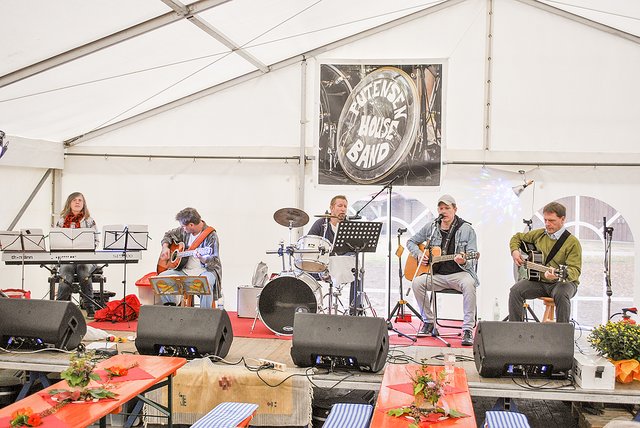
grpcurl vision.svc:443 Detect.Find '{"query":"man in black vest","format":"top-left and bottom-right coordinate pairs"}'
top-left (407, 195), bottom-right (479, 345)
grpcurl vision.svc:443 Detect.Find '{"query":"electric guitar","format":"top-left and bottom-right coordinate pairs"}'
top-left (517, 242), bottom-right (568, 281)
top-left (156, 242), bottom-right (213, 273)
top-left (404, 244), bottom-right (479, 280)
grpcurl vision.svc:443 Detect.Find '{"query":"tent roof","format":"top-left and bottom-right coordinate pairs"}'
top-left (1, 0), bottom-right (638, 144)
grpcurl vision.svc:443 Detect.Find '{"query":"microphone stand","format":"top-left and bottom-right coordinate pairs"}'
top-left (603, 217), bottom-right (614, 320)
top-left (386, 228), bottom-right (419, 342)
top-left (351, 175), bottom-right (400, 316)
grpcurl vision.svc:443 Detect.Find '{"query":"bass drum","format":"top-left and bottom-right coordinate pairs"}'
top-left (258, 273), bottom-right (323, 335)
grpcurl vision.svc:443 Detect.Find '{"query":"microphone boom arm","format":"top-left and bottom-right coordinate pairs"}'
top-left (352, 175), bottom-right (400, 219)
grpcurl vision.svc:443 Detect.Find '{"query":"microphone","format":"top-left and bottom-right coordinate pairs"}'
top-left (348, 215), bottom-right (362, 220)
top-left (398, 227), bottom-right (407, 233)
top-left (434, 214), bottom-right (444, 223)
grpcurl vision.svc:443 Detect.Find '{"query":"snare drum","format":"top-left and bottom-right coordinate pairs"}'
top-left (294, 235), bottom-right (331, 273)
top-left (258, 272), bottom-right (323, 335)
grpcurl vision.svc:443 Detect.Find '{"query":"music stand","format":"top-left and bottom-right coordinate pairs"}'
top-left (149, 275), bottom-right (210, 305)
top-left (103, 225), bottom-right (148, 320)
top-left (0, 229), bottom-right (47, 290)
top-left (333, 221), bottom-right (382, 316)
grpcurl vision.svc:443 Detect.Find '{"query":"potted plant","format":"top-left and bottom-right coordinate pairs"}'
top-left (588, 320), bottom-right (640, 383)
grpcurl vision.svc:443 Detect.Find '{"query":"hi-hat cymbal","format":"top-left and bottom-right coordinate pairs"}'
top-left (273, 207), bottom-right (309, 228)
top-left (314, 214), bottom-right (339, 219)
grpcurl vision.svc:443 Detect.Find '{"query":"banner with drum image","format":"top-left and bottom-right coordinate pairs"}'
top-left (318, 63), bottom-right (443, 186)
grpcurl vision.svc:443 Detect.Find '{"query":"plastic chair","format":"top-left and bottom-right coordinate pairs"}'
top-left (322, 403), bottom-right (373, 428)
top-left (191, 402), bottom-right (259, 428)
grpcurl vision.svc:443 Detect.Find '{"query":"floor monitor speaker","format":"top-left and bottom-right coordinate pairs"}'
top-left (473, 321), bottom-right (574, 378)
top-left (135, 306), bottom-right (233, 359)
top-left (0, 299), bottom-right (86, 350)
top-left (290, 313), bottom-right (389, 372)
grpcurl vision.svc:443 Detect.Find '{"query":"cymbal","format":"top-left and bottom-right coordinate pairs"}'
top-left (314, 214), bottom-right (339, 219)
top-left (273, 207), bottom-right (309, 228)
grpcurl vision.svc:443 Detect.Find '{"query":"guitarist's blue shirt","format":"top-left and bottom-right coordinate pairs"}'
top-left (406, 215), bottom-right (479, 287)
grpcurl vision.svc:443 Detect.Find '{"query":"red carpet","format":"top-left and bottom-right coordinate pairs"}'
top-left (227, 311), bottom-right (467, 348)
top-left (387, 317), bottom-right (467, 348)
top-left (228, 311), bottom-right (292, 340)
top-left (87, 320), bottom-right (138, 332)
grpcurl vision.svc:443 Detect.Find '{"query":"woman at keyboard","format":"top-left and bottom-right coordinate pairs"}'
top-left (54, 192), bottom-right (99, 319)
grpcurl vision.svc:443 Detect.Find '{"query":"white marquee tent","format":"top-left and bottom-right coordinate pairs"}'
top-left (1, 0), bottom-right (639, 325)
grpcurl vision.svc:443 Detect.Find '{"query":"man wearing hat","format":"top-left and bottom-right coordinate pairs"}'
top-left (406, 195), bottom-right (479, 346)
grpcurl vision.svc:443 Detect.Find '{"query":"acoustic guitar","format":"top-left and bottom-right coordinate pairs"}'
top-left (404, 244), bottom-right (479, 280)
top-left (156, 242), bottom-right (213, 273)
top-left (518, 242), bottom-right (568, 282)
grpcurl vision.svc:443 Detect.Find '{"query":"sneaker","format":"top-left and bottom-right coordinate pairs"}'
top-left (86, 310), bottom-right (95, 320)
top-left (461, 329), bottom-right (473, 346)
top-left (417, 322), bottom-right (434, 337)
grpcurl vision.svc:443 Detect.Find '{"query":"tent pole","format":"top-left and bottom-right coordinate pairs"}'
top-left (8, 169), bottom-right (53, 231)
top-left (297, 59), bottom-right (308, 229)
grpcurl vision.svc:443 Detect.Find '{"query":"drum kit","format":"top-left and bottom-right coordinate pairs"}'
top-left (256, 207), bottom-right (355, 335)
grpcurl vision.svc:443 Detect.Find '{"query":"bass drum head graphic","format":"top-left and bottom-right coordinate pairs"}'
top-left (336, 67), bottom-right (420, 184)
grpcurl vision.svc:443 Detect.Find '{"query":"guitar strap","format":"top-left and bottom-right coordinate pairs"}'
top-left (187, 226), bottom-right (215, 251)
top-left (544, 229), bottom-right (571, 265)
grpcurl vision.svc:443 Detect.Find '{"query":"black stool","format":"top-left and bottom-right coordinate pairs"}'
top-left (48, 267), bottom-right (108, 309)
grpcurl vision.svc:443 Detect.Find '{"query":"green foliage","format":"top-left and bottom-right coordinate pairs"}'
top-left (387, 366), bottom-right (469, 427)
top-left (411, 367), bottom-right (447, 406)
top-left (387, 407), bottom-right (412, 417)
top-left (588, 321), bottom-right (640, 361)
top-left (60, 352), bottom-right (98, 388)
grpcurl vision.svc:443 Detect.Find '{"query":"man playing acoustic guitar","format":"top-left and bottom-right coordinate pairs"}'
top-left (407, 195), bottom-right (479, 345)
top-left (508, 201), bottom-right (581, 323)
top-left (157, 207), bottom-right (221, 309)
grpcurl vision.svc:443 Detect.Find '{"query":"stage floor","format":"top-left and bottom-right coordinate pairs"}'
top-left (1, 322), bottom-right (640, 427)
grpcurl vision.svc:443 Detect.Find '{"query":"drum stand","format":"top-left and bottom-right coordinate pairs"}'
top-left (324, 280), bottom-right (348, 315)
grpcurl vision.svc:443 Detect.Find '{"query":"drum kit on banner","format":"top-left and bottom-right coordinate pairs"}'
top-left (256, 207), bottom-right (354, 335)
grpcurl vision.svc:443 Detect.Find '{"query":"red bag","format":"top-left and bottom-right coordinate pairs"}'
top-left (1, 288), bottom-right (31, 299)
top-left (94, 294), bottom-right (141, 322)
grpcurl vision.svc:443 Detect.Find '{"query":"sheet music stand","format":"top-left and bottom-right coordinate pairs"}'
top-left (0, 230), bottom-right (47, 290)
top-left (332, 221), bottom-right (382, 316)
top-left (103, 225), bottom-right (149, 320)
top-left (49, 228), bottom-right (96, 251)
top-left (0, 230), bottom-right (47, 252)
top-left (149, 275), bottom-right (211, 306)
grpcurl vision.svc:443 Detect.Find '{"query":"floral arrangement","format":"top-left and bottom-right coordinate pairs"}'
top-left (9, 353), bottom-right (130, 426)
top-left (588, 321), bottom-right (640, 361)
top-left (387, 366), bottom-right (468, 427)
top-left (49, 352), bottom-right (117, 402)
top-left (104, 362), bottom-right (137, 379)
top-left (588, 320), bottom-right (640, 383)
top-left (9, 408), bottom-right (41, 427)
